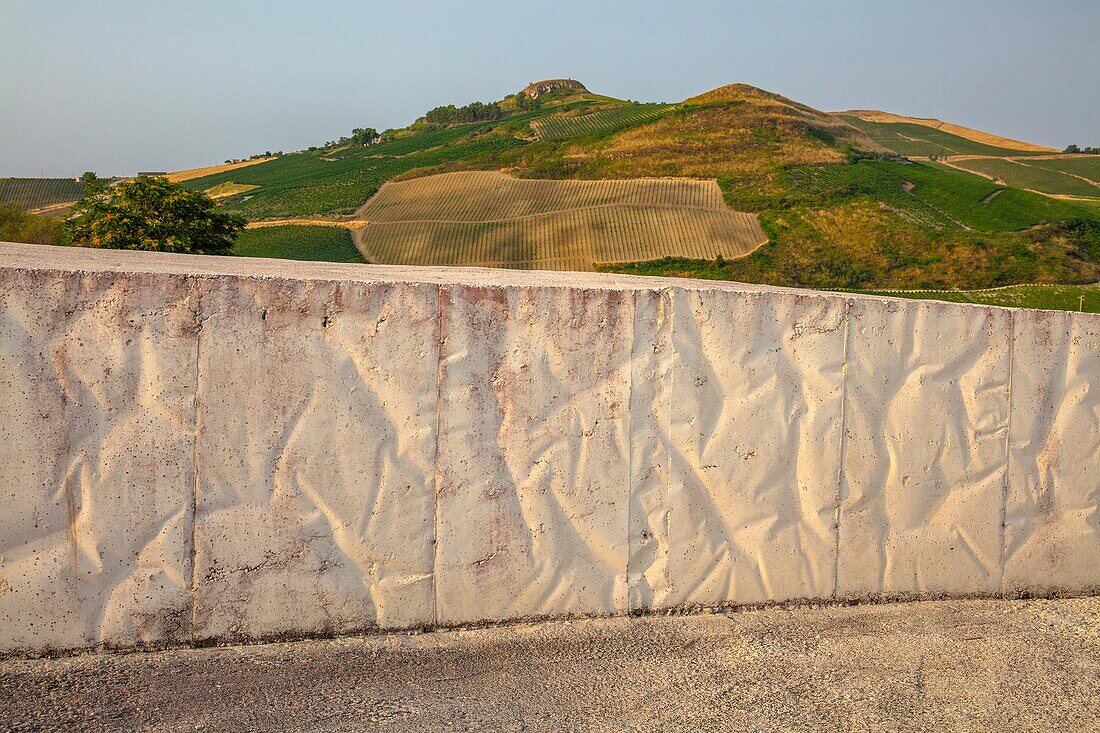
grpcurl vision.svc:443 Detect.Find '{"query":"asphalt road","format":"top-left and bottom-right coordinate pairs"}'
top-left (2, 596), bottom-right (1098, 732)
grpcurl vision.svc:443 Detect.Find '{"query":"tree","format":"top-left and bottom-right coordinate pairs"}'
top-left (1065, 144), bottom-right (1081, 154)
top-left (67, 173), bottom-right (244, 255)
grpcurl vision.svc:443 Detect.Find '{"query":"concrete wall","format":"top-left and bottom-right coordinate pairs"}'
top-left (1, 242), bottom-right (1097, 656)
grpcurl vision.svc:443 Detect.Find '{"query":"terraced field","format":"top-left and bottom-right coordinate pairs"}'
top-left (352, 171), bottom-right (765, 270)
top-left (837, 116), bottom-right (1045, 158)
top-left (532, 104), bottom-right (672, 140)
top-left (0, 178), bottom-right (84, 209)
top-left (950, 158), bottom-right (1100, 197)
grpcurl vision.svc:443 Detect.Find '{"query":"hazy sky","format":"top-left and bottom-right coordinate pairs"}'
top-left (2, 0), bottom-right (1097, 177)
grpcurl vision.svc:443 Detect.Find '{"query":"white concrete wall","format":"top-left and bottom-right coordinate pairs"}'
top-left (1, 242), bottom-right (1097, 656)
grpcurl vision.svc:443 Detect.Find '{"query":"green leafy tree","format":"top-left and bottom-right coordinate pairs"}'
top-left (67, 174), bottom-right (244, 254)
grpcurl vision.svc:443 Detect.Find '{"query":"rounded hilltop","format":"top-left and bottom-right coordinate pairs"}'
top-left (522, 78), bottom-right (589, 98)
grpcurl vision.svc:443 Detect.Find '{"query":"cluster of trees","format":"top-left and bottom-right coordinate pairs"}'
top-left (350, 127), bottom-right (380, 145)
top-left (422, 101), bottom-right (504, 128)
top-left (223, 151), bottom-right (283, 164)
top-left (311, 127), bottom-right (384, 150)
top-left (1064, 144), bottom-right (1100, 155)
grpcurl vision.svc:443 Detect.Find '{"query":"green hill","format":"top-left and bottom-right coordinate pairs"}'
top-left (175, 79), bottom-right (1100, 296)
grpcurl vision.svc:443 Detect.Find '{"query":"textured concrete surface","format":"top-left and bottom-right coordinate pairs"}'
top-left (2, 242), bottom-right (1100, 656)
top-left (1, 596), bottom-right (1098, 732)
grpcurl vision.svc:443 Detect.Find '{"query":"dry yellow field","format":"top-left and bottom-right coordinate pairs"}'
top-left (245, 218), bottom-right (368, 230)
top-left (204, 182), bottom-right (260, 199)
top-left (351, 171), bottom-right (766, 270)
top-left (167, 157), bottom-right (276, 183)
top-left (838, 110), bottom-right (1056, 152)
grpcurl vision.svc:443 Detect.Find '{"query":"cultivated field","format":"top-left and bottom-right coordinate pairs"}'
top-left (836, 110), bottom-right (1056, 152)
top-left (357, 171), bottom-right (726, 220)
top-left (1024, 155), bottom-right (1100, 181)
top-left (182, 125), bottom-right (530, 219)
top-left (532, 104), bottom-right (671, 140)
top-left (233, 225), bottom-right (364, 263)
top-left (860, 282), bottom-right (1100, 313)
top-left (837, 116), bottom-right (1047, 158)
top-left (0, 178), bottom-right (84, 209)
top-left (166, 157), bottom-right (275, 183)
top-left (352, 171), bottom-right (766, 270)
top-left (786, 160), bottom-right (1096, 232)
top-left (950, 158), bottom-right (1100, 197)
top-left (204, 182), bottom-right (259, 199)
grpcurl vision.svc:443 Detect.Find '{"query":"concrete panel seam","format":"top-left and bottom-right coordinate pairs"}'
top-left (832, 298), bottom-right (853, 598)
top-left (630, 288), bottom-right (638, 607)
top-left (664, 288), bottom-right (674, 598)
top-left (999, 308), bottom-right (1017, 598)
top-left (431, 284), bottom-right (446, 627)
top-left (188, 278), bottom-right (204, 642)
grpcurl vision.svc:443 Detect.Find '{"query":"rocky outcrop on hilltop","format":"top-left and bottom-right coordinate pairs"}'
top-left (522, 78), bottom-right (589, 98)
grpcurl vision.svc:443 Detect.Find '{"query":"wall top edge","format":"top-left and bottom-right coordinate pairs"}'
top-left (1, 242), bottom-right (1092, 319)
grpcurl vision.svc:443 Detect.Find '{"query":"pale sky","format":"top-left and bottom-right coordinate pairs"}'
top-left (2, 0), bottom-right (1097, 177)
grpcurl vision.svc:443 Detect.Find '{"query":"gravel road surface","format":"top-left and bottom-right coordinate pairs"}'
top-left (2, 596), bottom-right (1098, 732)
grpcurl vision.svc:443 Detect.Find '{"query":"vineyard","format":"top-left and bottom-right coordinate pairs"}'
top-left (232, 225), bottom-right (364, 263)
top-left (785, 163), bottom-right (958, 230)
top-left (357, 171), bottom-right (725, 221)
top-left (1024, 155), bottom-right (1100, 182)
top-left (837, 116), bottom-right (1045, 158)
top-left (0, 178), bottom-right (84, 209)
top-left (950, 158), bottom-right (1100, 198)
top-left (786, 160), bottom-right (1096, 232)
top-left (181, 121), bottom-right (536, 219)
top-left (532, 104), bottom-right (672, 140)
top-left (352, 171), bottom-right (765, 270)
top-left (857, 282), bottom-right (1100, 313)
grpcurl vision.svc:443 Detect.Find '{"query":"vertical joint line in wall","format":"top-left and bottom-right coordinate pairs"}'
top-left (832, 299), bottom-right (852, 599)
top-left (188, 280), bottom-right (204, 642)
top-left (431, 284), bottom-right (446, 627)
top-left (999, 310), bottom-right (1016, 598)
top-left (625, 290), bottom-right (637, 614)
top-left (663, 288), bottom-right (674, 597)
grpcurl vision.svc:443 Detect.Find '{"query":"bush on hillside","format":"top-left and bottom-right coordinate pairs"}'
top-left (0, 204), bottom-right (69, 246)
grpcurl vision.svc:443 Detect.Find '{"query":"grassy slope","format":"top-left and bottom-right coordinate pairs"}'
top-left (232, 226), bottom-right (364, 263)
